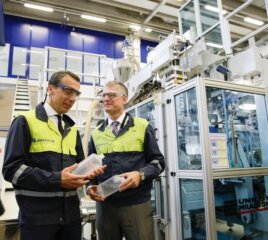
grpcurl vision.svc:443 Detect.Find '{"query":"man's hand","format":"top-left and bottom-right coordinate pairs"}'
top-left (61, 164), bottom-right (90, 189)
top-left (87, 165), bottom-right (107, 179)
top-left (118, 171), bottom-right (140, 192)
top-left (86, 185), bottom-right (105, 202)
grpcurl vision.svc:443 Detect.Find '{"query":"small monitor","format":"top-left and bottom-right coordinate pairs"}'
top-left (216, 65), bottom-right (230, 75)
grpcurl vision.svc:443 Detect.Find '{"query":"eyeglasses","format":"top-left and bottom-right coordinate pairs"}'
top-left (54, 83), bottom-right (81, 97)
top-left (99, 92), bottom-right (126, 99)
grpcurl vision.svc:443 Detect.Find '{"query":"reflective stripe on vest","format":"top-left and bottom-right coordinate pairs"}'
top-left (92, 117), bottom-right (148, 154)
top-left (15, 189), bottom-right (77, 198)
top-left (22, 110), bottom-right (77, 155)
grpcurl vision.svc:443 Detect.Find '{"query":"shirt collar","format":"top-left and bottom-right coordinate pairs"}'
top-left (108, 112), bottom-right (126, 126)
top-left (44, 102), bottom-right (59, 117)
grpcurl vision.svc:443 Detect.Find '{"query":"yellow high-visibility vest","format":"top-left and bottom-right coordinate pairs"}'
top-left (22, 110), bottom-right (77, 155)
top-left (92, 117), bottom-right (148, 154)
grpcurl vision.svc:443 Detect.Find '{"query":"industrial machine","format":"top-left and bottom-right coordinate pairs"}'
top-left (168, 78), bottom-right (268, 240)
top-left (115, 1), bottom-right (268, 239)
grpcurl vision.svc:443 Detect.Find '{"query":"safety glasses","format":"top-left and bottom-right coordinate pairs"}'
top-left (99, 92), bottom-right (126, 99)
top-left (54, 83), bottom-right (81, 97)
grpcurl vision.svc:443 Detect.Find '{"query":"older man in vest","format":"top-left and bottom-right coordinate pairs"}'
top-left (87, 81), bottom-right (165, 240)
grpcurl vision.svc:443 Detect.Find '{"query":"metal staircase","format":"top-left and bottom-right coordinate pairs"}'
top-left (3, 78), bottom-right (31, 193)
top-left (0, 78), bottom-right (31, 221)
top-left (11, 78), bottom-right (31, 119)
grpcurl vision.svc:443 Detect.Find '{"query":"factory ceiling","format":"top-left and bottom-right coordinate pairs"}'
top-left (3, 0), bottom-right (268, 44)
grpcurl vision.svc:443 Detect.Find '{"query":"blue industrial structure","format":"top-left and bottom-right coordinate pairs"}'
top-left (1, 14), bottom-right (157, 80)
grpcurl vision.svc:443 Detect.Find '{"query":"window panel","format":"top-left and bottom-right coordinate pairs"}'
top-left (0, 43), bottom-right (10, 76)
top-left (12, 46), bottom-right (27, 77)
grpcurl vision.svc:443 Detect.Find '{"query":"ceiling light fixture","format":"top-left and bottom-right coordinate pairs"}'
top-left (206, 42), bottom-right (223, 49)
top-left (129, 25), bottom-right (141, 31)
top-left (244, 17), bottom-right (264, 26)
top-left (145, 28), bottom-right (152, 33)
top-left (81, 15), bottom-right (106, 23)
top-left (24, 3), bottom-right (53, 12)
top-left (205, 5), bottom-right (227, 15)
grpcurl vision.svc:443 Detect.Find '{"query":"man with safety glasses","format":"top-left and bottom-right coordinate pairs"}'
top-left (87, 81), bottom-right (165, 240)
top-left (2, 71), bottom-right (106, 240)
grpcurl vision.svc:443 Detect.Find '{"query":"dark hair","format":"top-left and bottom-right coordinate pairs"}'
top-left (49, 71), bottom-right (80, 85)
top-left (105, 81), bottom-right (128, 96)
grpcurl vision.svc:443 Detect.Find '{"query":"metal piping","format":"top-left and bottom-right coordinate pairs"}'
top-left (143, 0), bottom-right (166, 24)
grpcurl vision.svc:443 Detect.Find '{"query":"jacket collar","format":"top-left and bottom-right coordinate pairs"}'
top-left (98, 112), bottom-right (134, 132)
top-left (35, 103), bottom-right (75, 127)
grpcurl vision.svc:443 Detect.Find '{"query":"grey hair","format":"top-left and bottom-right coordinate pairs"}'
top-left (105, 81), bottom-right (128, 96)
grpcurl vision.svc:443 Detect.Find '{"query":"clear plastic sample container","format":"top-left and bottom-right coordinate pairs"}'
top-left (97, 175), bottom-right (126, 198)
top-left (72, 153), bottom-right (104, 175)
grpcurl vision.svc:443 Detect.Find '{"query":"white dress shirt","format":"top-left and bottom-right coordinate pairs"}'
top-left (43, 102), bottom-right (64, 128)
top-left (107, 112), bottom-right (126, 132)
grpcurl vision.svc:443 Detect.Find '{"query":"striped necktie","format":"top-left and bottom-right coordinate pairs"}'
top-left (111, 121), bottom-right (119, 136)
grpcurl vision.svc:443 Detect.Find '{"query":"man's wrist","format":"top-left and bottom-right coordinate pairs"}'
top-left (138, 170), bottom-right (145, 183)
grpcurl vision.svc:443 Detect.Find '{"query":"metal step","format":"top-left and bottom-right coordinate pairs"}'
top-left (15, 92), bottom-right (28, 96)
top-left (14, 105), bottom-right (31, 110)
top-left (15, 97), bottom-right (29, 100)
top-left (14, 100), bottom-right (30, 104)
